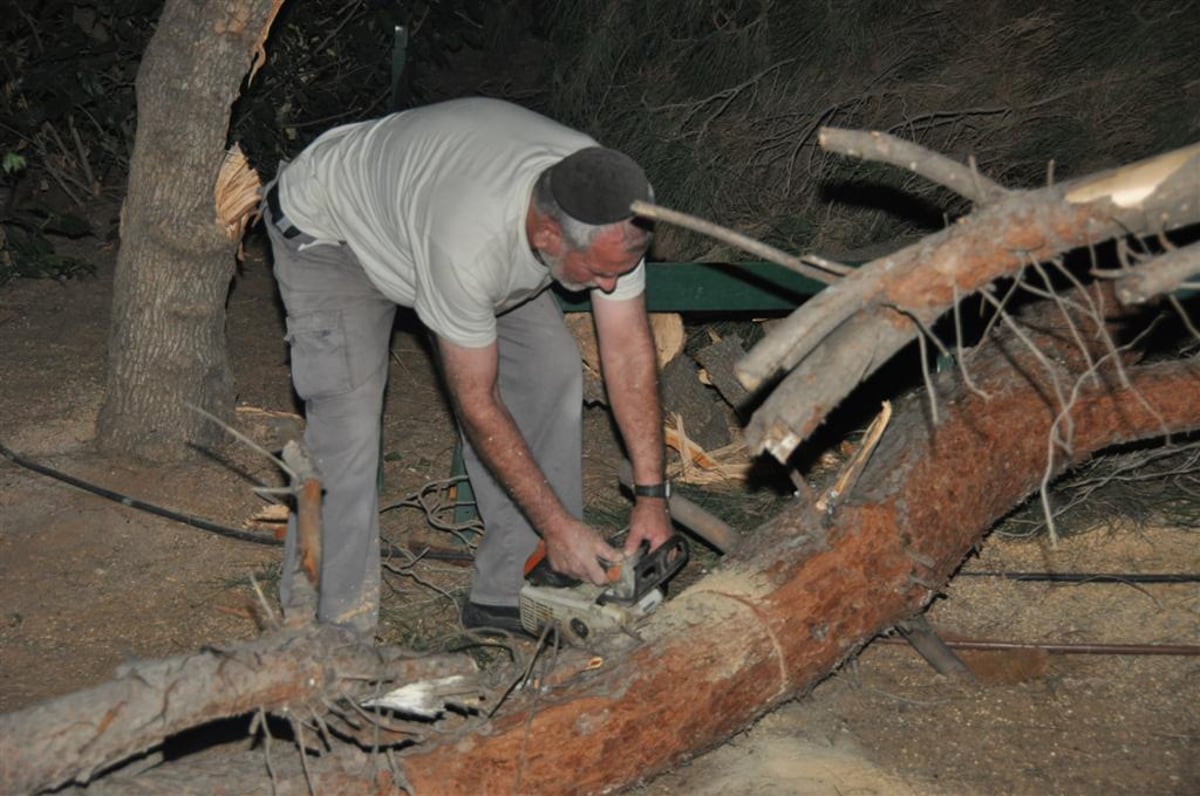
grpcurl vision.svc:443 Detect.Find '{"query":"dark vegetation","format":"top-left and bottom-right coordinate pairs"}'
top-left (1, 0), bottom-right (495, 279)
top-left (5, 1), bottom-right (1198, 266)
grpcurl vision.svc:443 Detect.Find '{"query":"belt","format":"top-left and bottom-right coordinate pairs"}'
top-left (266, 183), bottom-right (301, 239)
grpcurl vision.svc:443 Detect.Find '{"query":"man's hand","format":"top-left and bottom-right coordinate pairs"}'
top-left (624, 497), bottom-right (673, 556)
top-left (544, 519), bottom-right (622, 585)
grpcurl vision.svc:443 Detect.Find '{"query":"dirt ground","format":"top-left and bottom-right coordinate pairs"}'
top-left (1, 231), bottom-right (1197, 794)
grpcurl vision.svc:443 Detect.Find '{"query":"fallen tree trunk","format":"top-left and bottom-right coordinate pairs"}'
top-left (393, 326), bottom-right (1200, 793)
top-left (34, 334), bottom-right (1197, 794)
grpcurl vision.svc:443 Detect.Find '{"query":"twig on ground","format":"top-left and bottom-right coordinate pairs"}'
top-left (381, 548), bottom-right (460, 603)
top-left (380, 477), bottom-right (482, 545)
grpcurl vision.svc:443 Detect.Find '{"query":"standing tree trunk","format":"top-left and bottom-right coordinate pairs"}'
top-left (96, 0), bottom-right (280, 461)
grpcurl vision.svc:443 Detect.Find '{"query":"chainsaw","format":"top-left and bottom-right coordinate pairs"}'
top-left (518, 533), bottom-right (689, 645)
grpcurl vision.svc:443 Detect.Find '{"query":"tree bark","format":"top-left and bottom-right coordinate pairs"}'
top-left (96, 0), bottom-right (279, 461)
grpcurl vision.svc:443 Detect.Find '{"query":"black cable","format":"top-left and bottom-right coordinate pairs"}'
top-left (0, 441), bottom-right (281, 547)
top-left (957, 571), bottom-right (1199, 584)
top-left (0, 441), bottom-right (475, 561)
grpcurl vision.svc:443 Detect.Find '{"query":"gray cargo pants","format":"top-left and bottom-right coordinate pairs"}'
top-left (264, 190), bottom-right (584, 632)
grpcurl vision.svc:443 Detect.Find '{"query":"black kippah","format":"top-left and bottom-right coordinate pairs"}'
top-left (548, 147), bottom-right (652, 224)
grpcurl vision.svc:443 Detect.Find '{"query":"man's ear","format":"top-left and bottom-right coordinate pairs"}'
top-left (530, 215), bottom-right (564, 256)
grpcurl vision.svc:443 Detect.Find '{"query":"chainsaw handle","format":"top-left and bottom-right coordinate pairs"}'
top-left (523, 540), bottom-right (547, 577)
top-left (523, 539), bottom-right (623, 585)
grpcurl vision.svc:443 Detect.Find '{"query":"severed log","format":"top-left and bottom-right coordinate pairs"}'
top-left (0, 623), bottom-right (478, 795)
top-left (738, 134), bottom-right (1200, 460)
top-left (391, 314), bottom-right (1200, 794)
top-left (694, 333), bottom-right (753, 415)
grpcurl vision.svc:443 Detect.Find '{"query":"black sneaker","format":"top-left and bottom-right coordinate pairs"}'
top-left (460, 600), bottom-right (531, 636)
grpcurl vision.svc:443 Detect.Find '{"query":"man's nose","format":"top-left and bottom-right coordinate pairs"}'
top-left (594, 275), bottom-right (619, 293)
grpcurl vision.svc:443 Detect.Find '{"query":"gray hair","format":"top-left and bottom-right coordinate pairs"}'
top-left (532, 168), bottom-right (654, 253)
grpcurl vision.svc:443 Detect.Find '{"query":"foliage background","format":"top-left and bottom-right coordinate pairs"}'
top-left (530, 0), bottom-right (1200, 257)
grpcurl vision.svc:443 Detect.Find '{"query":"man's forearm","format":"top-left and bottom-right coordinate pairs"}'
top-left (456, 392), bottom-right (576, 539)
top-left (595, 303), bottom-right (665, 486)
top-left (595, 299), bottom-right (673, 554)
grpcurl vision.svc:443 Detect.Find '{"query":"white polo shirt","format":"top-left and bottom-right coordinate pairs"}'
top-left (276, 97), bottom-right (646, 348)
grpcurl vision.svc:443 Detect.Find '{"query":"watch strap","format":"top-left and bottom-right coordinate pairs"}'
top-left (633, 481), bottom-right (670, 499)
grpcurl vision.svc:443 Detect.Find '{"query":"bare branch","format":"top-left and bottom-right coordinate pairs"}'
top-left (818, 126), bottom-right (1008, 204)
top-left (630, 200), bottom-right (850, 283)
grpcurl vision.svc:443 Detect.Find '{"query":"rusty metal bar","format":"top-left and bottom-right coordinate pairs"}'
top-left (618, 459), bottom-right (740, 553)
top-left (879, 636), bottom-right (1200, 656)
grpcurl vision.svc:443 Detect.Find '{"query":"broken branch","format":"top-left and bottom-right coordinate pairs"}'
top-left (1109, 241), bottom-right (1200, 305)
top-left (739, 138), bottom-right (1200, 458)
top-left (630, 200), bottom-right (851, 283)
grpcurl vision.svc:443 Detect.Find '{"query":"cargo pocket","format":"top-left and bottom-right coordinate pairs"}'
top-left (284, 311), bottom-right (353, 400)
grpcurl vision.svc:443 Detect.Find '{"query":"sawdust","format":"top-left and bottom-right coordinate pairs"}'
top-left (643, 570), bottom-right (780, 685)
top-left (641, 701), bottom-right (931, 796)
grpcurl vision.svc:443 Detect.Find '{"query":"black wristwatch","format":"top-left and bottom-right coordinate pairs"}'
top-left (633, 481), bottom-right (671, 499)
